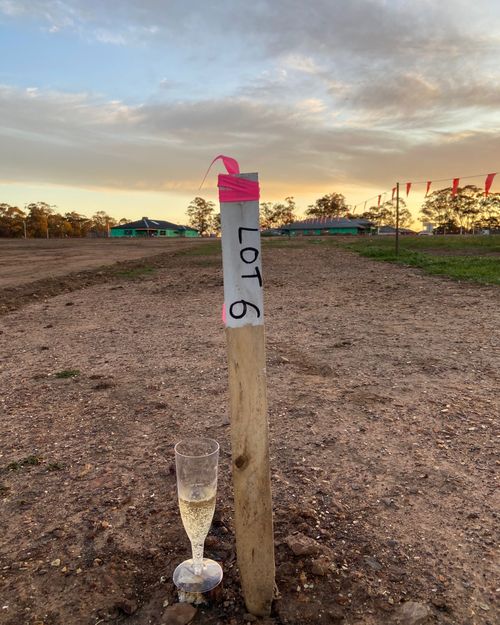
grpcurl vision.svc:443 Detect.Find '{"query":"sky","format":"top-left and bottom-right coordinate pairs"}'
top-left (1, 0), bottom-right (499, 226)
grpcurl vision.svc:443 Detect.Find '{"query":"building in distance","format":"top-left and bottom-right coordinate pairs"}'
top-left (279, 217), bottom-right (374, 236)
top-left (110, 217), bottom-right (199, 238)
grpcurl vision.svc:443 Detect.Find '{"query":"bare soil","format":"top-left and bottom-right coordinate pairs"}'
top-left (0, 238), bottom-right (207, 288)
top-left (0, 240), bottom-right (498, 625)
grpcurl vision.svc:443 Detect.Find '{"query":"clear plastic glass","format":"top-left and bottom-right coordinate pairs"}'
top-left (172, 438), bottom-right (223, 593)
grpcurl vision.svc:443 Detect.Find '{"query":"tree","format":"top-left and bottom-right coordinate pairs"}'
top-left (0, 204), bottom-right (25, 237)
top-left (64, 212), bottom-right (92, 237)
top-left (48, 212), bottom-right (70, 238)
top-left (260, 202), bottom-right (275, 230)
top-left (210, 213), bottom-right (221, 236)
top-left (25, 202), bottom-right (54, 238)
top-left (306, 193), bottom-right (347, 219)
top-left (476, 193), bottom-right (500, 231)
top-left (420, 188), bottom-right (456, 232)
top-left (419, 185), bottom-right (496, 233)
top-left (362, 199), bottom-right (412, 228)
top-left (259, 197), bottom-right (297, 229)
top-left (273, 197), bottom-right (296, 226)
top-left (186, 197), bottom-right (215, 236)
top-left (449, 185), bottom-right (481, 233)
top-left (91, 211), bottom-right (117, 236)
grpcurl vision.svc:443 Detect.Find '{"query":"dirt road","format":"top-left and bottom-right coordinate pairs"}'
top-left (0, 241), bottom-right (498, 625)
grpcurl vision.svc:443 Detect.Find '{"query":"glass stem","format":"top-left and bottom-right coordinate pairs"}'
top-left (191, 541), bottom-right (204, 575)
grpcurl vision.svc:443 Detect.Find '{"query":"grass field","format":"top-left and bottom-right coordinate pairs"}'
top-left (89, 235), bottom-right (500, 285)
top-left (342, 234), bottom-right (500, 285)
top-left (262, 234), bottom-right (500, 285)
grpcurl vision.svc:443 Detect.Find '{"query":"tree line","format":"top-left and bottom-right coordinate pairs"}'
top-left (2, 185), bottom-right (498, 238)
top-left (187, 186), bottom-right (500, 235)
top-left (0, 202), bottom-right (127, 238)
top-left (186, 194), bottom-right (347, 235)
top-left (420, 185), bottom-right (500, 233)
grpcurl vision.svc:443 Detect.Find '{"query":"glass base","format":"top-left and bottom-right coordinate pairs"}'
top-left (173, 558), bottom-right (223, 593)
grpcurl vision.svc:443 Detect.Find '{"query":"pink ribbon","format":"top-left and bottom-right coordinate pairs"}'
top-left (199, 154), bottom-right (240, 190)
top-left (200, 154), bottom-right (259, 203)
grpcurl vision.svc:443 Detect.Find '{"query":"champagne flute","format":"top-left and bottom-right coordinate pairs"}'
top-left (173, 438), bottom-right (223, 593)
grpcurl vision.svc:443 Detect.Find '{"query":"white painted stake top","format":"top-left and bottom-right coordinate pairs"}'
top-left (220, 173), bottom-right (264, 329)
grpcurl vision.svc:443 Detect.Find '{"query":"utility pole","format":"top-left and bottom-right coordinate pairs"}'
top-left (23, 219), bottom-right (27, 239)
top-left (395, 182), bottom-right (400, 256)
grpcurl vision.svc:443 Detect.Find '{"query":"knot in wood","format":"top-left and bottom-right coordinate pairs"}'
top-left (234, 453), bottom-right (249, 470)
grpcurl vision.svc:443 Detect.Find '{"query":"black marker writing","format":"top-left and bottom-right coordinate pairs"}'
top-left (240, 247), bottom-right (259, 264)
top-left (229, 299), bottom-right (261, 319)
top-left (238, 226), bottom-right (258, 245)
top-left (241, 266), bottom-right (262, 287)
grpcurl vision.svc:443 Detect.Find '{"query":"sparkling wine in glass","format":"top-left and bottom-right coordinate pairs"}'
top-left (173, 438), bottom-right (223, 593)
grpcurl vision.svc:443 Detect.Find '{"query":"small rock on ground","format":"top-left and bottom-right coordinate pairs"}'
top-left (162, 602), bottom-right (197, 625)
top-left (310, 557), bottom-right (330, 576)
top-left (285, 533), bottom-right (322, 556)
top-left (392, 601), bottom-right (432, 625)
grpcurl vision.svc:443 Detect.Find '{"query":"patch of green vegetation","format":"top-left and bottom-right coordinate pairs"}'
top-left (343, 236), bottom-right (500, 285)
top-left (261, 238), bottom-right (312, 249)
top-left (186, 257), bottom-right (221, 267)
top-left (55, 369), bottom-right (80, 378)
top-left (5, 455), bottom-right (41, 471)
top-left (114, 265), bottom-right (156, 278)
top-left (47, 462), bottom-right (63, 471)
top-left (360, 234), bottom-right (499, 253)
top-left (176, 241), bottom-right (221, 256)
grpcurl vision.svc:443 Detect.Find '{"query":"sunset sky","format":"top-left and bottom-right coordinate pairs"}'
top-left (1, 0), bottom-right (499, 225)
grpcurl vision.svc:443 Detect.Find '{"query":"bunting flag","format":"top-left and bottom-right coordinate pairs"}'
top-left (355, 170), bottom-right (496, 217)
top-left (485, 173), bottom-right (496, 196)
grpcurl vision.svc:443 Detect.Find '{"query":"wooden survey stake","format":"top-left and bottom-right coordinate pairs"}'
top-left (220, 171), bottom-right (275, 616)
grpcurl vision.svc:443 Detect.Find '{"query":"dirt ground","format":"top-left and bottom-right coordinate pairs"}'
top-left (0, 238), bottom-right (201, 289)
top-left (0, 239), bottom-right (498, 625)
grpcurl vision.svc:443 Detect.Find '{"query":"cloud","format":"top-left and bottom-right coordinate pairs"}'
top-left (1, 1), bottom-right (499, 204)
top-left (1, 84), bottom-right (498, 200)
top-left (3, 1), bottom-right (498, 62)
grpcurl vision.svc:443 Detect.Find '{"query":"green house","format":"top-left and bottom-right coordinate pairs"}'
top-left (110, 217), bottom-right (199, 238)
top-left (281, 218), bottom-right (374, 236)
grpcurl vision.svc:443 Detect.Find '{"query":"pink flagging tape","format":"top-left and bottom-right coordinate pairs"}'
top-left (216, 154), bottom-right (240, 175)
top-left (222, 302), bottom-right (227, 324)
top-left (199, 154), bottom-right (240, 189)
top-left (218, 173), bottom-right (260, 203)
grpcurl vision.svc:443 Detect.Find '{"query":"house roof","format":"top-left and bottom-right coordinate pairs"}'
top-left (282, 217), bottom-right (374, 230)
top-left (378, 225), bottom-right (416, 234)
top-left (111, 217), bottom-right (197, 231)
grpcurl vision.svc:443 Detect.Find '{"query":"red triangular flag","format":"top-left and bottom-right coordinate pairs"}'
top-left (425, 181), bottom-right (432, 196)
top-left (406, 182), bottom-right (411, 196)
top-left (485, 173), bottom-right (496, 196)
top-left (452, 178), bottom-right (459, 196)
top-left (377, 195), bottom-right (381, 207)
top-left (391, 187), bottom-right (396, 201)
